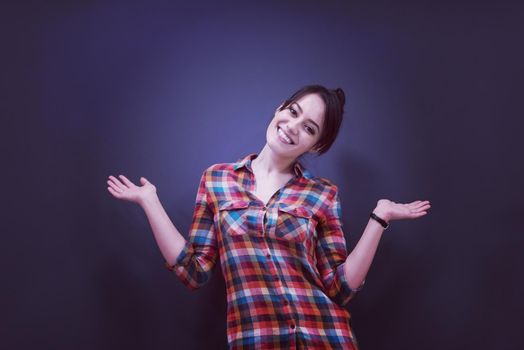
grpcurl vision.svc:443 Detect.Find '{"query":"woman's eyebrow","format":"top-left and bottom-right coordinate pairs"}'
top-left (293, 102), bottom-right (304, 114)
top-left (294, 102), bottom-right (320, 131)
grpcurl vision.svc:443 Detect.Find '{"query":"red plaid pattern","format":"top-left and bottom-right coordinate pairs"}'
top-left (167, 153), bottom-right (362, 349)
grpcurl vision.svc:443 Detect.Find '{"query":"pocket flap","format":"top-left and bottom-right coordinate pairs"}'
top-left (218, 200), bottom-right (250, 211)
top-left (278, 203), bottom-right (312, 218)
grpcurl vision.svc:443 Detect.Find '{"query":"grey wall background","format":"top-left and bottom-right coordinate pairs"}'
top-left (2, 1), bottom-right (523, 349)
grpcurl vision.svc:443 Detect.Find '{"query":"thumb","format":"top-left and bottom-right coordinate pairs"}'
top-left (140, 177), bottom-right (149, 185)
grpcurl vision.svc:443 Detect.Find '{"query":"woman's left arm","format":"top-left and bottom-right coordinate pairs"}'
top-left (344, 199), bottom-right (431, 290)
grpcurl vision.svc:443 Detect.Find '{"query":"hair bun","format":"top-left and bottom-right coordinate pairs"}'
top-left (335, 88), bottom-right (346, 106)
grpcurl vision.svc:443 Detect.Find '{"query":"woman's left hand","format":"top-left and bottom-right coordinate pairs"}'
top-left (373, 199), bottom-right (431, 223)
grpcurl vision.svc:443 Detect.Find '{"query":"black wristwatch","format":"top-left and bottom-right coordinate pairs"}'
top-left (370, 212), bottom-right (389, 229)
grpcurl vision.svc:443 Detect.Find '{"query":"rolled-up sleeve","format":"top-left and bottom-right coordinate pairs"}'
top-left (165, 169), bottom-right (218, 290)
top-left (315, 186), bottom-right (364, 306)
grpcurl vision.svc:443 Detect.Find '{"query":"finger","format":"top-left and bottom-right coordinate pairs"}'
top-left (107, 186), bottom-right (122, 198)
top-left (410, 208), bottom-right (429, 215)
top-left (140, 177), bottom-right (149, 185)
top-left (108, 175), bottom-right (127, 190)
top-left (108, 178), bottom-right (126, 191)
top-left (119, 174), bottom-right (135, 188)
top-left (107, 179), bottom-right (124, 193)
top-left (410, 204), bottom-right (430, 213)
top-left (407, 211), bottom-right (427, 219)
top-left (411, 201), bottom-right (430, 210)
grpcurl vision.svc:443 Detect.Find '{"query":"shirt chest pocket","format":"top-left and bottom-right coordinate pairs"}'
top-left (275, 203), bottom-right (315, 242)
top-left (218, 200), bottom-right (262, 237)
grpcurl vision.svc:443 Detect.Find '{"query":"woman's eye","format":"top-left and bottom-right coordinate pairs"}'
top-left (305, 125), bottom-right (314, 134)
top-left (289, 107), bottom-right (297, 116)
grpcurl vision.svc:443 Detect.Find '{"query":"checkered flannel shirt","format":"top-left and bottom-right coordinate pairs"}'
top-left (166, 153), bottom-right (363, 349)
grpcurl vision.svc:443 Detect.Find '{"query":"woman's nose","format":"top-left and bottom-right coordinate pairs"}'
top-left (286, 119), bottom-right (299, 135)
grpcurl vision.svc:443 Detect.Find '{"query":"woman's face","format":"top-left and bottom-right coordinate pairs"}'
top-left (266, 93), bottom-right (326, 160)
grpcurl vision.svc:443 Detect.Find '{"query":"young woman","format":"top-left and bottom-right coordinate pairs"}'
top-left (107, 85), bottom-right (431, 349)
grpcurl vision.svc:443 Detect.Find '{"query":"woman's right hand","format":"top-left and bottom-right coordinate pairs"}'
top-left (107, 175), bottom-right (157, 207)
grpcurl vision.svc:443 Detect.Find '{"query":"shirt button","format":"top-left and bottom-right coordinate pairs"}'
top-left (274, 276), bottom-right (279, 281)
top-left (283, 300), bottom-right (289, 306)
top-left (266, 253), bottom-right (271, 259)
top-left (290, 323), bottom-right (296, 330)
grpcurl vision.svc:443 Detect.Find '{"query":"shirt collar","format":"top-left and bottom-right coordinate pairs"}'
top-left (233, 153), bottom-right (314, 179)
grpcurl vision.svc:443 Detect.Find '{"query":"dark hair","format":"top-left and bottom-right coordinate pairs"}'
top-left (277, 84), bottom-right (346, 155)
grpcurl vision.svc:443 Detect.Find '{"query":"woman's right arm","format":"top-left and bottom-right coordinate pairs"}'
top-left (107, 175), bottom-right (186, 265)
top-left (140, 194), bottom-right (187, 266)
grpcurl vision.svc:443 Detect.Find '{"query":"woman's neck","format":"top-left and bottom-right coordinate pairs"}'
top-left (252, 144), bottom-right (296, 176)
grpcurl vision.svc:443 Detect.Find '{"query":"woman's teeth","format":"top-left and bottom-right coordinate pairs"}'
top-left (278, 127), bottom-right (293, 144)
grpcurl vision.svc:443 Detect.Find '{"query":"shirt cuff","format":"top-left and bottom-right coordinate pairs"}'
top-left (164, 242), bottom-right (195, 271)
top-left (336, 262), bottom-right (365, 304)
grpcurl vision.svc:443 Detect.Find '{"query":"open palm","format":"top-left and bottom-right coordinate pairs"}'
top-left (376, 199), bottom-right (431, 222)
top-left (107, 175), bottom-right (157, 206)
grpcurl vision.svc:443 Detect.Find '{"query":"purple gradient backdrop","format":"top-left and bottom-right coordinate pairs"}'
top-left (2, 1), bottom-right (523, 349)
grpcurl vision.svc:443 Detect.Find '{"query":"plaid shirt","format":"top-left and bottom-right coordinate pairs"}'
top-left (166, 153), bottom-right (363, 349)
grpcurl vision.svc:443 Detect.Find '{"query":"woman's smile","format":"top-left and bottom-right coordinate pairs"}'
top-left (277, 126), bottom-right (295, 145)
